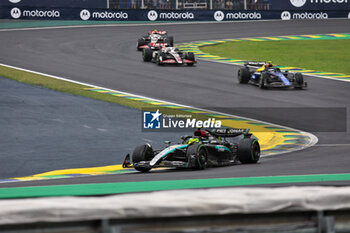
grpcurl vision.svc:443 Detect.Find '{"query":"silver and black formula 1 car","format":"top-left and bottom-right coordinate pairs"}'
top-left (142, 46), bottom-right (196, 66)
top-left (122, 128), bottom-right (260, 172)
top-left (137, 30), bottom-right (174, 51)
top-left (237, 62), bottom-right (307, 89)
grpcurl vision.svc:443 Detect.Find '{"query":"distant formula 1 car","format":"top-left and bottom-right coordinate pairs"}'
top-left (123, 128), bottom-right (260, 172)
top-left (137, 30), bottom-right (174, 51)
top-left (237, 62), bottom-right (307, 89)
top-left (142, 46), bottom-right (196, 66)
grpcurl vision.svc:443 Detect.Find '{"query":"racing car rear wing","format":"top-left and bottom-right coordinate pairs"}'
top-left (244, 61), bottom-right (272, 67)
top-left (149, 30), bottom-right (167, 35)
top-left (209, 128), bottom-right (251, 138)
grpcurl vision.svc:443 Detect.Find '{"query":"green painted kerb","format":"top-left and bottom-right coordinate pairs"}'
top-left (1, 173), bottom-right (350, 199)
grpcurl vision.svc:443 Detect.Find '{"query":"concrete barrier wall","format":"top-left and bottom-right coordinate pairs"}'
top-left (0, 186), bottom-right (350, 225)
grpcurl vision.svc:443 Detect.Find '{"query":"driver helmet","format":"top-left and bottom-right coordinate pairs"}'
top-left (165, 47), bottom-right (173, 52)
top-left (188, 137), bottom-right (199, 144)
top-left (266, 62), bottom-right (273, 68)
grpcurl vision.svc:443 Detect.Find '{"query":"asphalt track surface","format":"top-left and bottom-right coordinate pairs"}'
top-left (0, 19), bottom-right (349, 188)
top-left (0, 76), bottom-right (188, 179)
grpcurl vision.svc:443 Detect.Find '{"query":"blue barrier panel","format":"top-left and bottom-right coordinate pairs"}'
top-left (0, 0), bottom-right (106, 9)
top-left (271, 0), bottom-right (350, 10)
top-left (1, 6), bottom-right (349, 21)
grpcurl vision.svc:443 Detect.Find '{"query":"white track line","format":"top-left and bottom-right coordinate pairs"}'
top-left (0, 62), bottom-right (318, 156)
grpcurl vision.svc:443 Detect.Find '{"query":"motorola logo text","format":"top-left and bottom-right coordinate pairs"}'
top-left (148, 10), bottom-right (158, 21)
top-left (214, 11), bottom-right (225, 21)
top-left (159, 12), bottom-right (194, 20)
top-left (10, 7), bottom-right (21, 19)
top-left (148, 11), bottom-right (194, 20)
top-left (311, 0), bottom-right (347, 2)
top-left (22, 9), bottom-right (60, 18)
top-left (281, 11), bottom-right (291, 20)
top-left (280, 11), bottom-right (328, 20)
top-left (290, 0), bottom-right (307, 7)
top-left (80, 9), bottom-right (91, 20)
top-left (11, 8), bottom-right (60, 19)
top-left (226, 12), bottom-right (261, 20)
top-left (92, 11), bottom-right (128, 19)
top-left (290, 0), bottom-right (348, 7)
top-left (80, 10), bottom-right (128, 20)
top-left (293, 12), bottom-right (328, 19)
top-left (214, 11), bottom-right (262, 21)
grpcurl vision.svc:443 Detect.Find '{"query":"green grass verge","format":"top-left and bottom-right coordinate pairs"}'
top-left (1, 173), bottom-right (350, 199)
top-left (200, 39), bottom-right (350, 74)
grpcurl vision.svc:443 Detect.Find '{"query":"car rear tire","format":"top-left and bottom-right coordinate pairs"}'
top-left (237, 138), bottom-right (260, 164)
top-left (196, 146), bottom-right (208, 169)
top-left (186, 143), bottom-right (207, 170)
top-left (238, 68), bottom-right (250, 84)
top-left (185, 52), bottom-right (195, 66)
top-left (132, 144), bottom-right (154, 172)
top-left (295, 73), bottom-right (304, 88)
top-left (142, 48), bottom-right (152, 62)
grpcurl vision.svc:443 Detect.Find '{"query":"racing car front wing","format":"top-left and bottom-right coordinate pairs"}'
top-left (122, 154), bottom-right (197, 169)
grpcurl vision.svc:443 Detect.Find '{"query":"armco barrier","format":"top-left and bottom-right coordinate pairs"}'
top-left (1, 6), bottom-right (349, 21)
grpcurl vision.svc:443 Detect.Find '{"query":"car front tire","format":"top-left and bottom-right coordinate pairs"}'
top-left (132, 144), bottom-right (154, 172)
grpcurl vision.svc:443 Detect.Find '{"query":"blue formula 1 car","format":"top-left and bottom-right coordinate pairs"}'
top-left (123, 128), bottom-right (260, 172)
top-left (237, 62), bottom-right (307, 89)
